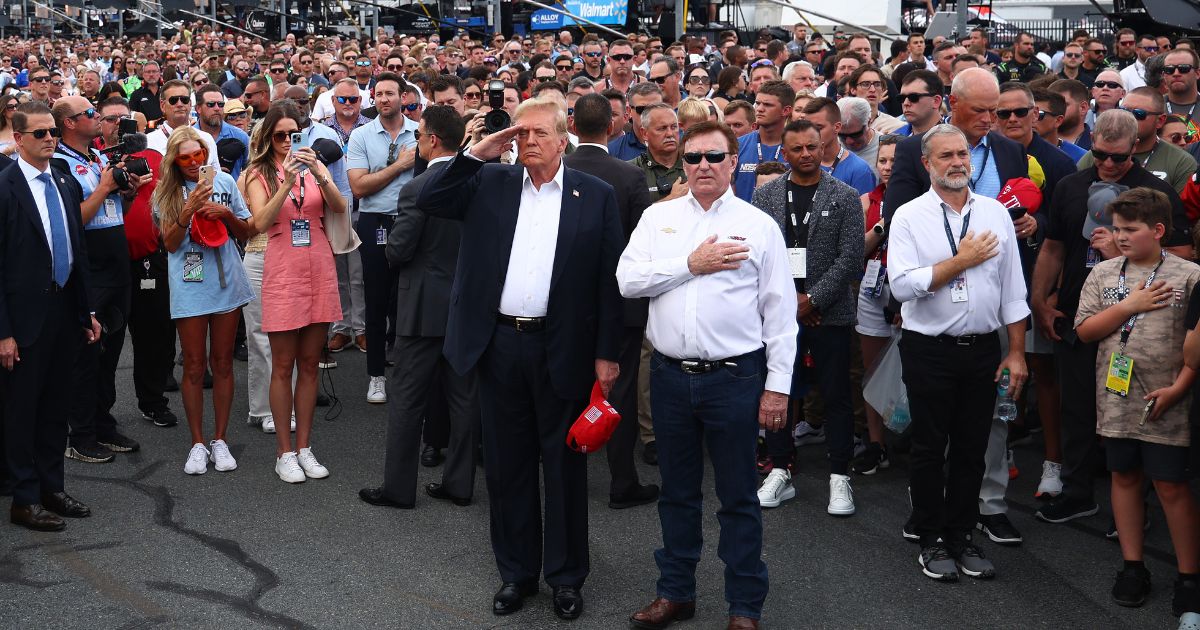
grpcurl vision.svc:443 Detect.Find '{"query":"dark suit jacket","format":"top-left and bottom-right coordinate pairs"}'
top-left (386, 159), bottom-right (459, 338)
top-left (0, 156), bottom-right (92, 346)
top-left (416, 154), bottom-right (625, 400)
top-left (563, 144), bottom-right (652, 328)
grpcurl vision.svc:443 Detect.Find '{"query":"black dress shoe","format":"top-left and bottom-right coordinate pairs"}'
top-left (41, 492), bottom-right (91, 518)
top-left (553, 585), bottom-right (583, 620)
top-left (610, 483), bottom-right (660, 509)
top-left (425, 483), bottom-right (471, 506)
top-left (357, 487), bottom-right (414, 509)
top-left (421, 445), bottom-right (444, 467)
top-left (493, 580), bottom-right (538, 615)
top-left (11, 504), bottom-right (66, 531)
top-left (643, 441), bottom-right (658, 466)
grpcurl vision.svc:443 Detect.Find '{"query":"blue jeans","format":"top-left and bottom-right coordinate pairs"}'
top-left (650, 348), bottom-right (768, 619)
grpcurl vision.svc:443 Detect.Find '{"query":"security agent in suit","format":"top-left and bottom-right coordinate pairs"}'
top-left (416, 97), bottom-right (625, 621)
top-left (358, 105), bottom-right (480, 509)
top-left (562, 93), bottom-right (659, 510)
top-left (0, 103), bottom-right (102, 532)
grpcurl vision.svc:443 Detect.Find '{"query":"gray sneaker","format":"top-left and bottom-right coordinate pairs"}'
top-left (919, 545), bottom-right (959, 582)
top-left (956, 543), bottom-right (996, 579)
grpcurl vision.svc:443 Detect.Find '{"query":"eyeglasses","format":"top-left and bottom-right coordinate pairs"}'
top-left (681, 150), bottom-right (729, 164)
top-left (900, 92), bottom-right (935, 103)
top-left (1091, 148), bottom-right (1131, 163)
top-left (855, 80), bottom-right (883, 90)
top-left (610, 54), bottom-right (634, 62)
top-left (649, 75), bottom-right (671, 84)
top-left (996, 107), bottom-right (1033, 119)
top-left (584, 52), bottom-right (603, 58)
top-left (535, 75), bottom-right (556, 83)
top-left (175, 148), bottom-right (208, 167)
top-left (19, 127), bottom-right (60, 139)
top-left (687, 75), bottom-right (711, 84)
top-left (335, 95), bottom-right (361, 104)
top-left (166, 95), bottom-right (190, 106)
top-left (1163, 64), bottom-right (1195, 75)
top-left (403, 103), bottom-right (422, 112)
top-left (1122, 106), bottom-right (1163, 120)
top-left (69, 107), bottom-right (97, 119)
top-left (271, 130), bottom-right (297, 142)
top-left (464, 91), bottom-right (482, 99)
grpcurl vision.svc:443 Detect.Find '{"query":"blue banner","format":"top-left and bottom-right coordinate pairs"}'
top-left (529, 0), bottom-right (627, 29)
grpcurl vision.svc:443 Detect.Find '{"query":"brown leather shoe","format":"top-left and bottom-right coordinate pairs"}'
top-left (41, 492), bottom-right (91, 518)
top-left (355, 334), bottom-right (367, 353)
top-left (11, 504), bottom-right (66, 532)
top-left (629, 597), bottom-right (695, 629)
top-left (727, 616), bottom-right (759, 630)
top-left (327, 333), bottom-right (352, 352)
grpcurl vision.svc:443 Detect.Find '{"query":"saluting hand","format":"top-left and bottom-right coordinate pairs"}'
top-left (469, 123), bottom-right (525, 162)
top-left (688, 235), bottom-right (749, 275)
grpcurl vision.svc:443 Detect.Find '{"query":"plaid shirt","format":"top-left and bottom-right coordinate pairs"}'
top-left (322, 113), bottom-right (371, 149)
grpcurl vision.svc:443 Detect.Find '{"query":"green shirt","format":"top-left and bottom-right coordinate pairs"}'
top-left (630, 152), bottom-right (687, 202)
top-left (1076, 139), bottom-right (1194, 194)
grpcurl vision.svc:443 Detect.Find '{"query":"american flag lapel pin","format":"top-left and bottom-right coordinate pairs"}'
top-left (572, 189), bottom-right (579, 197)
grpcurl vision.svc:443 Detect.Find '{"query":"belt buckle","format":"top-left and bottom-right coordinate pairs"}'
top-left (956, 335), bottom-right (974, 346)
top-left (680, 360), bottom-right (703, 374)
top-left (513, 317), bottom-right (536, 332)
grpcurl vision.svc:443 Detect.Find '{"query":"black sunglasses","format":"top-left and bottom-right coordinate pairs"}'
top-left (556, 64), bottom-right (573, 71)
top-left (1122, 107), bottom-right (1163, 120)
top-left (610, 54), bottom-right (634, 62)
top-left (166, 95), bottom-right (190, 106)
top-left (649, 75), bottom-right (671, 84)
top-left (336, 95), bottom-right (361, 104)
top-left (687, 75), bottom-right (711, 84)
top-left (1162, 64), bottom-right (1195, 75)
top-left (996, 107), bottom-right (1032, 119)
top-left (681, 151), bottom-right (729, 164)
top-left (838, 127), bottom-right (866, 139)
top-left (20, 127), bottom-right (60, 139)
top-left (901, 92), bottom-right (935, 103)
top-left (1092, 81), bottom-right (1123, 89)
top-left (203, 100), bottom-right (225, 109)
top-left (535, 75), bottom-right (556, 83)
top-left (31, 76), bottom-right (51, 83)
top-left (270, 67), bottom-right (287, 73)
top-left (1091, 149), bottom-right (1131, 163)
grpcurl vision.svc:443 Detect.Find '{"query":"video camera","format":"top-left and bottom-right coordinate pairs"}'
top-left (484, 79), bottom-right (511, 134)
top-left (100, 118), bottom-right (150, 190)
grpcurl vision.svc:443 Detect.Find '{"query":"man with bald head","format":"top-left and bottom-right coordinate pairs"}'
top-left (884, 67), bottom-right (1032, 546)
top-left (1086, 70), bottom-right (1125, 128)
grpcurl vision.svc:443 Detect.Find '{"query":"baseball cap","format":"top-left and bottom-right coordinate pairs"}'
top-left (1082, 180), bottom-right (1129, 238)
top-left (997, 178), bottom-right (1043, 216)
top-left (566, 382), bottom-right (622, 454)
top-left (223, 99), bottom-right (247, 115)
top-left (190, 213), bottom-right (229, 249)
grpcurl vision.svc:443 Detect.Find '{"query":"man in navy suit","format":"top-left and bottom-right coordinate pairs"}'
top-left (0, 102), bottom-right (100, 532)
top-left (417, 97), bottom-right (624, 621)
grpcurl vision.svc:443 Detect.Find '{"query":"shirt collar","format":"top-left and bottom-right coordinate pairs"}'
top-left (427, 155), bottom-right (454, 166)
top-left (927, 186), bottom-right (977, 215)
top-left (17, 155), bottom-right (51, 182)
top-left (685, 186), bottom-right (735, 213)
top-left (522, 160), bottom-right (565, 192)
top-left (972, 132), bottom-right (990, 149)
top-left (577, 142), bottom-right (609, 153)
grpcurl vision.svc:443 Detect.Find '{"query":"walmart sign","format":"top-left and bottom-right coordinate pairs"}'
top-left (530, 0), bottom-right (627, 29)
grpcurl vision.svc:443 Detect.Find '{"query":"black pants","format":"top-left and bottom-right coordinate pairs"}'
top-left (606, 327), bottom-right (646, 496)
top-left (128, 250), bottom-right (175, 414)
top-left (1054, 338), bottom-right (1100, 504)
top-left (68, 282), bottom-right (130, 446)
top-left (2, 285), bottom-right (83, 506)
top-left (900, 331), bottom-right (1000, 551)
top-left (355, 213), bottom-right (401, 377)
top-left (422, 375), bottom-right (451, 450)
top-left (381, 335), bottom-right (479, 504)
top-left (767, 325), bottom-right (854, 474)
top-left (478, 325), bottom-right (589, 588)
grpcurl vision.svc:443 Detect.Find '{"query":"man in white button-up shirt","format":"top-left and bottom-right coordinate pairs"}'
top-left (888, 124), bottom-right (1029, 583)
top-left (618, 121), bottom-right (797, 630)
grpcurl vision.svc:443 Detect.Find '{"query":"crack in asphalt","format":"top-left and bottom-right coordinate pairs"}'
top-left (70, 460), bottom-right (316, 630)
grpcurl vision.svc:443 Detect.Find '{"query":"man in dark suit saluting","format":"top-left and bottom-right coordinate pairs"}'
top-left (0, 102), bottom-right (101, 532)
top-left (563, 93), bottom-right (659, 510)
top-left (358, 105), bottom-right (479, 509)
top-left (417, 97), bottom-right (625, 621)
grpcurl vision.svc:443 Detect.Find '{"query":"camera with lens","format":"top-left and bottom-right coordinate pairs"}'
top-left (484, 79), bottom-right (511, 134)
top-left (101, 118), bottom-right (150, 191)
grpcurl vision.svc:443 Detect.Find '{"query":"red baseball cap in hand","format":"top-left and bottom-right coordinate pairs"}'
top-left (190, 213), bottom-right (229, 248)
top-left (566, 381), bottom-right (622, 454)
top-left (997, 177), bottom-right (1043, 215)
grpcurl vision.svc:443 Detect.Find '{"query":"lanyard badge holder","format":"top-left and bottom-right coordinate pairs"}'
top-left (1105, 253), bottom-right (1165, 397)
top-left (944, 207), bottom-right (970, 303)
top-left (861, 203), bottom-right (887, 297)
top-left (785, 187), bottom-right (809, 281)
top-left (288, 176), bottom-right (310, 247)
top-left (183, 249), bottom-right (204, 282)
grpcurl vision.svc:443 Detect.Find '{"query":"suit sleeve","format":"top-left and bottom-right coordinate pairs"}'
top-left (625, 173), bottom-right (652, 240)
top-left (0, 191), bottom-right (10, 340)
top-left (386, 176), bottom-right (427, 268)
top-left (415, 152), bottom-right (485, 220)
top-left (594, 187), bottom-right (624, 362)
top-left (882, 139), bottom-right (925, 224)
top-left (807, 188), bottom-right (865, 312)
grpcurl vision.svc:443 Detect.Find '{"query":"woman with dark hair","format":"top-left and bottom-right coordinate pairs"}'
top-left (711, 66), bottom-right (748, 110)
top-left (684, 63), bottom-right (713, 99)
top-left (104, 56), bottom-right (128, 84)
top-left (462, 78), bottom-right (483, 110)
top-left (0, 92), bottom-right (27, 156)
top-left (151, 127), bottom-right (256, 476)
top-left (245, 103), bottom-right (346, 484)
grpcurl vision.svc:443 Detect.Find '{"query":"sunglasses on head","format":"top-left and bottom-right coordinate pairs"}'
top-left (1091, 148), bottom-right (1131, 163)
top-left (996, 107), bottom-right (1033, 119)
top-left (175, 148), bottom-right (208, 167)
top-left (335, 95), bottom-right (361, 104)
top-left (20, 127), bottom-right (60, 139)
top-left (1122, 106), bottom-right (1162, 120)
top-left (750, 59), bottom-right (775, 69)
top-left (610, 53), bottom-right (634, 62)
top-left (1163, 64), bottom-right (1195, 75)
top-left (1093, 80), bottom-right (1122, 89)
top-left (681, 150), bottom-right (728, 164)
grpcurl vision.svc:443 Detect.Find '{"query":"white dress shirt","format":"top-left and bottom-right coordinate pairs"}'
top-left (616, 187), bottom-right (798, 394)
top-left (498, 161), bottom-right (565, 317)
top-left (888, 187), bottom-right (1030, 337)
top-left (17, 156), bottom-right (73, 269)
top-left (146, 121), bottom-right (220, 168)
top-left (1120, 60), bottom-right (1147, 91)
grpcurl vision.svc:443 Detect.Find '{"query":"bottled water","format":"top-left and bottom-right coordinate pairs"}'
top-left (996, 369), bottom-right (1017, 423)
top-left (886, 392), bottom-right (911, 434)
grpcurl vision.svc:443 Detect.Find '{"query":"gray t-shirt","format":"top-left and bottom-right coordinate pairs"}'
top-left (853, 132), bottom-right (880, 179)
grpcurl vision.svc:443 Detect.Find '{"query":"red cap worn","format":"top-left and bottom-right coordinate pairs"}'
top-left (997, 177), bottom-right (1043, 214)
top-left (190, 213), bottom-right (229, 249)
top-left (566, 381), bottom-right (622, 454)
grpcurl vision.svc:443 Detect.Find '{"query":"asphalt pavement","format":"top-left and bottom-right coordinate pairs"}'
top-left (0, 343), bottom-right (1187, 629)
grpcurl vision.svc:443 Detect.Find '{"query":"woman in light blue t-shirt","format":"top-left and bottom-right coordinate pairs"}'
top-left (152, 126), bottom-right (256, 478)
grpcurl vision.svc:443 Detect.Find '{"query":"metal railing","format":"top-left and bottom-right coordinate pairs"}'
top-left (989, 17), bottom-right (1116, 47)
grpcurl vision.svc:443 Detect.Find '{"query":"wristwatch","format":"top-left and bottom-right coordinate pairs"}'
top-left (872, 220), bottom-right (885, 235)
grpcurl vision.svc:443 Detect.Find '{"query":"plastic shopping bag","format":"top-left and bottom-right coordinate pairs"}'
top-left (862, 333), bottom-right (911, 434)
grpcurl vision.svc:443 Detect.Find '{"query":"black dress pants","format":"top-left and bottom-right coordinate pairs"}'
top-left (1054, 338), bottom-right (1100, 504)
top-left (606, 327), bottom-right (646, 496)
top-left (355, 213), bottom-right (400, 377)
top-left (128, 250), bottom-right (175, 414)
top-left (68, 282), bottom-right (129, 446)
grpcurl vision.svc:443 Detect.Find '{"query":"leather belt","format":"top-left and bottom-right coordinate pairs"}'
top-left (918, 332), bottom-right (989, 346)
top-left (659, 353), bottom-right (739, 374)
top-left (497, 314), bottom-right (546, 332)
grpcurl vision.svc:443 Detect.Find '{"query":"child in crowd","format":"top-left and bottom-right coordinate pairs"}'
top-left (1075, 188), bottom-right (1200, 616)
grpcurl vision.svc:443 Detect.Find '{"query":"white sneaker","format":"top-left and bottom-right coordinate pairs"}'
top-left (793, 420), bottom-right (826, 446)
top-left (275, 452), bottom-right (306, 483)
top-left (367, 376), bottom-right (387, 404)
top-left (209, 439), bottom-right (237, 472)
top-left (828, 473), bottom-right (856, 516)
top-left (290, 414), bottom-right (297, 432)
top-left (183, 443), bottom-right (209, 475)
top-left (1035, 460), bottom-right (1063, 499)
top-left (757, 468), bottom-right (795, 508)
top-left (296, 447), bottom-right (330, 479)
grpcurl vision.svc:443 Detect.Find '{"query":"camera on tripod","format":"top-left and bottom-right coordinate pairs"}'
top-left (100, 118), bottom-right (150, 191)
top-left (484, 79), bottom-right (510, 134)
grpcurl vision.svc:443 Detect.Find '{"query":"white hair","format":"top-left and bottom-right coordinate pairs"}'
top-left (782, 60), bottom-right (814, 81)
top-left (837, 97), bottom-right (872, 128)
top-left (920, 123), bottom-right (968, 157)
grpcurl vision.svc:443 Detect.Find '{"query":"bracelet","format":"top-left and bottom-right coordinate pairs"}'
top-left (314, 175), bottom-right (329, 186)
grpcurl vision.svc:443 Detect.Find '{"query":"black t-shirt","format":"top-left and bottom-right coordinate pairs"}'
top-left (129, 85), bottom-right (162, 121)
top-left (1047, 164), bottom-right (1192, 319)
top-left (785, 180), bottom-right (818, 291)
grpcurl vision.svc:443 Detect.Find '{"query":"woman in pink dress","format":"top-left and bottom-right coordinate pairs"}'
top-left (245, 104), bottom-right (347, 484)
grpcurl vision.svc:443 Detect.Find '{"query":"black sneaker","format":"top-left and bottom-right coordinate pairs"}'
top-left (642, 441), bottom-right (658, 466)
top-left (955, 542), bottom-right (996, 579)
top-left (1105, 511), bottom-right (1151, 540)
top-left (852, 442), bottom-right (890, 475)
top-left (1174, 578), bottom-right (1200, 617)
top-left (163, 373), bottom-right (179, 392)
top-left (1035, 497), bottom-right (1099, 524)
top-left (902, 515), bottom-right (919, 543)
top-left (977, 513), bottom-right (1023, 546)
top-left (919, 544), bottom-right (959, 582)
top-left (142, 407), bottom-right (179, 428)
top-left (65, 442), bottom-right (115, 463)
top-left (1112, 565), bottom-right (1151, 607)
top-left (97, 432), bottom-right (140, 453)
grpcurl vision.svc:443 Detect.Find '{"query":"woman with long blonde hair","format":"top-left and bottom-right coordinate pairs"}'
top-left (245, 101), bottom-right (346, 484)
top-left (152, 126), bottom-right (257, 476)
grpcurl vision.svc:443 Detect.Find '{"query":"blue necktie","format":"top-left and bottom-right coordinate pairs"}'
top-left (37, 172), bottom-right (70, 287)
